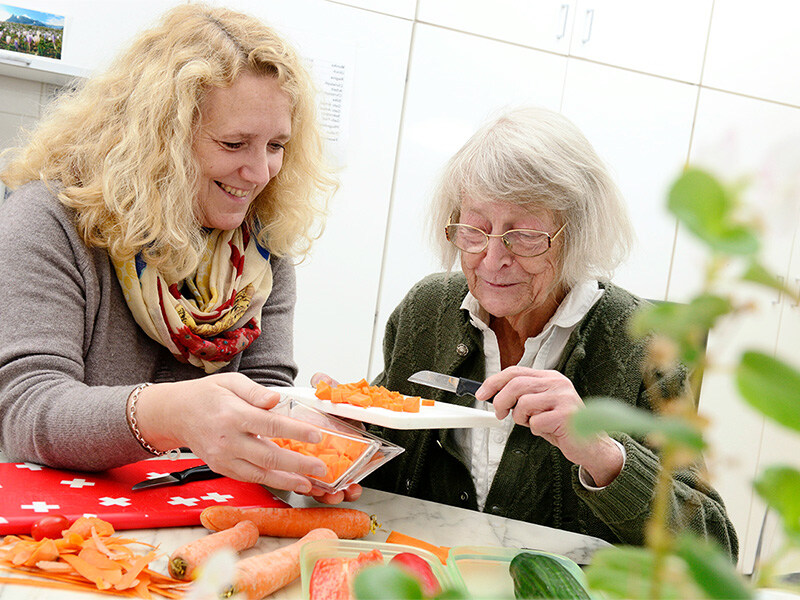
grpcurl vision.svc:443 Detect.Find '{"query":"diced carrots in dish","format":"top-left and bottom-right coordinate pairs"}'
top-left (272, 431), bottom-right (371, 484)
top-left (315, 381), bottom-right (433, 413)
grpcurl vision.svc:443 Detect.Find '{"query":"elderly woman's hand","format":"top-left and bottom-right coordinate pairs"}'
top-left (132, 373), bottom-right (328, 493)
top-left (476, 366), bottom-right (624, 487)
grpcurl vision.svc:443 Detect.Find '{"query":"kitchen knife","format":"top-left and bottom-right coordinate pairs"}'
top-left (132, 464), bottom-right (222, 490)
top-left (408, 370), bottom-right (491, 402)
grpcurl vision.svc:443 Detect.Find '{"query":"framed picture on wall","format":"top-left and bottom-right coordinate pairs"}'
top-left (0, 4), bottom-right (64, 60)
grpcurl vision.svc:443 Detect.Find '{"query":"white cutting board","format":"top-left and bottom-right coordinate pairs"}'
top-left (268, 386), bottom-right (502, 430)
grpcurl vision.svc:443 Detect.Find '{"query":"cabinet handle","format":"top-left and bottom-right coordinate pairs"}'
top-left (773, 276), bottom-right (784, 305)
top-left (556, 4), bottom-right (570, 40)
top-left (581, 8), bottom-right (594, 44)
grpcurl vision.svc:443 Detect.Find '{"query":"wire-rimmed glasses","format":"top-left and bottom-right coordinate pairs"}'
top-left (445, 217), bottom-right (566, 258)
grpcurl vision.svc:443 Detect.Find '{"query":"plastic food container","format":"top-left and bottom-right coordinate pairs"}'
top-left (299, 540), bottom-right (591, 600)
top-left (300, 539), bottom-right (462, 599)
top-left (270, 398), bottom-right (404, 494)
top-left (447, 545), bottom-right (589, 599)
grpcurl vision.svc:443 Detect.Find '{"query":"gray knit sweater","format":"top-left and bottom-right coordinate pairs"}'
top-left (363, 272), bottom-right (739, 560)
top-left (0, 181), bottom-right (297, 470)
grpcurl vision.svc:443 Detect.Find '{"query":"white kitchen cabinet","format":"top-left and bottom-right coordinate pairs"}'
top-left (569, 0), bottom-right (712, 83)
top-left (670, 88), bottom-right (800, 570)
top-left (417, 0), bottom-right (576, 55)
top-left (324, 0), bottom-right (416, 19)
top-left (368, 23), bottom-right (568, 378)
top-left (704, 0), bottom-right (800, 107)
top-left (560, 60), bottom-right (696, 301)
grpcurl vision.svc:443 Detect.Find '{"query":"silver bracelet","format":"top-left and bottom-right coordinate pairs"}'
top-left (126, 382), bottom-right (179, 457)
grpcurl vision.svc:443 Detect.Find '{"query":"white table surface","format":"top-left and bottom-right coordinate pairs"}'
top-left (0, 453), bottom-right (611, 599)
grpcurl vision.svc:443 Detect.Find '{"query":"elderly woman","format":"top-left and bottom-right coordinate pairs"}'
top-left (360, 107), bottom-right (738, 558)
top-left (0, 4), bottom-right (357, 501)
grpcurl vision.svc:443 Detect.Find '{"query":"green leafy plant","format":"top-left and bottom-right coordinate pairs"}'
top-left (573, 167), bottom-right (800, 599)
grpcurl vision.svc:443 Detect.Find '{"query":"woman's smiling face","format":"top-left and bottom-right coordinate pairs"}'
top-left (193, 73), bottom-right (292, 230)
top-left (458, 195), bottom-right (563, 322)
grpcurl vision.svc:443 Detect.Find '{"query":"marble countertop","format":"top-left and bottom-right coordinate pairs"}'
top-left (0, 482), bottom-right (610, 599)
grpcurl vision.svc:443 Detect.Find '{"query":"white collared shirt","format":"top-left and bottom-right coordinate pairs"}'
top-left (455, 280), bottom-right (607, 510)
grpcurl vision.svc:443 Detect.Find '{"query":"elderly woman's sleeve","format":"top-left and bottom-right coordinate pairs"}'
top-left (572, 433), bottom-right (740, 562)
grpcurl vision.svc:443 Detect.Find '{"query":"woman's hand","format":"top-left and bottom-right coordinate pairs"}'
top-left (476, 366), bottom-right (623, 487)
top-left (303, 483), bottom-right (363, 505)
top-left (132, 373), bottom-right (327, 493)
top-left (310, 372), bottom-right (339, 387)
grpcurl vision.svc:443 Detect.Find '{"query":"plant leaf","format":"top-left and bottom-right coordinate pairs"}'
top-left (571, 399), bottom-right (705, 451)
top-left (631, 294), bottom-right (730, 366)
top-left (584, 545), bottom-right (700, 599)
top-left (353, 565), bottom-right (425, 600)
top-left (674, 534), bottom-right (753, 599)
top-left (736, 351), bottom-right (800, 433)
top-left (753, 465), bottom-right (800, 545)
top-left (667, 168), bottom-right (759, 255)
top-left (742, 261), bottom-right (800, 303)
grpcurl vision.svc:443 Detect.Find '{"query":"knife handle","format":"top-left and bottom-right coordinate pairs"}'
top-left (456, 377), bottom-right (493, 403)
top-left (174, 464), bottom-right (222, 483)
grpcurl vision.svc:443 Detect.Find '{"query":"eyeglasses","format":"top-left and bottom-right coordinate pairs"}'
top-left (445, 217), bottom-right (566, 257)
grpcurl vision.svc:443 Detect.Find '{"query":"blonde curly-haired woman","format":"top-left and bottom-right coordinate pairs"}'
top-left (0, 4), bottom-right (356, 502)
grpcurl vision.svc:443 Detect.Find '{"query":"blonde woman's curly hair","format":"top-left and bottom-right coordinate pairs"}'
top-left (1, 3), bottom-right (337, 281)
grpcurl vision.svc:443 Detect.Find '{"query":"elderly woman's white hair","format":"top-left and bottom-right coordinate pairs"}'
top-left (430, 106), bottom-right (635, 288)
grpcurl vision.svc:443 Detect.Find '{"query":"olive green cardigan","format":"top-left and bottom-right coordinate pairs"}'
top-left (363, 273), bottom-right (738, 561)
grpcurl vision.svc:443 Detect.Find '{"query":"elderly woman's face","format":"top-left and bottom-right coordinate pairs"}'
top-left (193, 73), bottom-right (292, 230)
top-left (459, 196), bottom-right (561, 321)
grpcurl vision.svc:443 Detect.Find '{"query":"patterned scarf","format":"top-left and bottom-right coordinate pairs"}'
top-left (113, 227), bottom-right (273, 374)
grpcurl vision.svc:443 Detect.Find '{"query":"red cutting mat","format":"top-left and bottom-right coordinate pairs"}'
top-left (0, 457), bottom-right (288, 535)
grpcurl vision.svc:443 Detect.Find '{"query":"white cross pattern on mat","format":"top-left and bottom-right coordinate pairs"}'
top-left (201, 492), bottom-right (233, 503)
top-left (21, 501), bottom-right (60, 513)
top-left (167, 496), bottom-right (199, 506)
top-left (98, 497), bottom-right (131, 507)
top-left (145, 471), bottom-right (169, 479)
top-left (16, 463), bottom-right (43, 471)
top-left (0, 517), bottom-right (8, 524)
top-left (61, 478), bottom-right (96, 488)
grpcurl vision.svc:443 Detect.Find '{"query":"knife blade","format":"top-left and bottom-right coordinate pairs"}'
top-left (132, 464), bottom-right (222, 490)
top-left (408, 370), bottom-right (491, 402)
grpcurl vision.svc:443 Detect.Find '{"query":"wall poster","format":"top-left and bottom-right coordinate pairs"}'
top-left (0, 4), bottom-right (64, 60)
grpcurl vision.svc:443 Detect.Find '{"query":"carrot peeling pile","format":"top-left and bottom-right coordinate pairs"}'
top-left (315, 379), bottom-right (432, 412)
top-left (0, 516), bottom-right (189, 598)
top-left (201, 506), bottom-right (378, 539)
top-left (272, 432), bottom-right (370, 483)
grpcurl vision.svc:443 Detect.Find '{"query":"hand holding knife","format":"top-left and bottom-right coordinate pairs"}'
top-left (132, 464), bottom-right (222, 490)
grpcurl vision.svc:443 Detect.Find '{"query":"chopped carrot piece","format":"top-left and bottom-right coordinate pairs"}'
top-left (385, 531), bottom-right (450, 564)
top-left (421, 398), bottom-right (435, 406)
top-left (403, 396), bottom-right (421, 413)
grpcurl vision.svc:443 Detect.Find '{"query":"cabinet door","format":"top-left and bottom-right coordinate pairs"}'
top-left (325, 0), bottom-right (416, 19)
top-left (417, 0), bottom-right (576, 55)
top-left (370, 24), bottom-right (568, 378)
top-left (703, 0), bottom-right (800, 106)
top-left (570, 0), bottom-right (712, 83)
top-left (670, 89), bottom-right (800, 571)
top-left (221, 0), bottom-right (412, 385)
top-left (561, 60), bottom-right (696, 301)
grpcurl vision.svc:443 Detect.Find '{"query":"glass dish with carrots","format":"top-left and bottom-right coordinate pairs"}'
top-left (270, 399), bottom-right (404, 494)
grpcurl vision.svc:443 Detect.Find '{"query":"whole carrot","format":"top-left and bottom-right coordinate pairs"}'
top-left (168, 519), bottom-right (259, 580)
top-left (200, 506), bottom-right (378, 539)
top-left (227, 527), bottom-right (338, 600)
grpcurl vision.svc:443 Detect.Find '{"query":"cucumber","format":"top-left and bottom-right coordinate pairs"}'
top-left (509, 551), bottom-right (591, 599)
